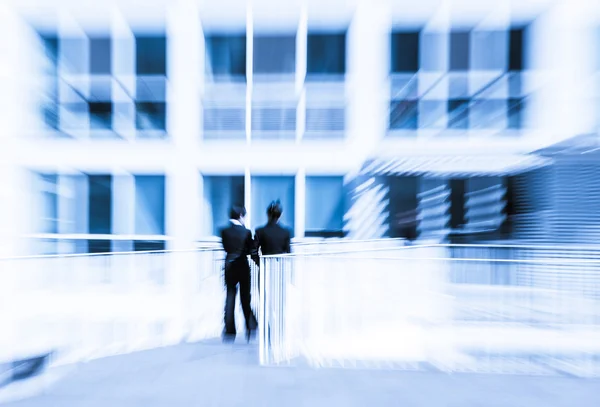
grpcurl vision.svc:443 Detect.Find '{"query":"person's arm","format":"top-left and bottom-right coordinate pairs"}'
top-left (220, 228), bottom-right (226, 251)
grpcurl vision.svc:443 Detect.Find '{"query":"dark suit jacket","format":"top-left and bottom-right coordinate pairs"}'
top-left (220, 222), bottom-right (258, 270)
top-left (255, 222), bottom-right (292, 256)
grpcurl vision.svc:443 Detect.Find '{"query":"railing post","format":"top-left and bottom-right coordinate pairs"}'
top-left (259, 256), bottom-right (268, 365)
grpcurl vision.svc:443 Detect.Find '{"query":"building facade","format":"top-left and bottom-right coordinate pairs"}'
top-left (0, 0), bottom-right (599, 256)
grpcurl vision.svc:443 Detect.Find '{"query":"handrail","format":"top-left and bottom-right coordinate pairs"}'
top-left (0, 247), bottom-right (221, 262)
top-left (6, 241), bottom-right (600, 262)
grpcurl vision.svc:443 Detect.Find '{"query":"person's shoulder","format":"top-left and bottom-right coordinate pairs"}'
top-left (278, 224), bottom-right (292, 235)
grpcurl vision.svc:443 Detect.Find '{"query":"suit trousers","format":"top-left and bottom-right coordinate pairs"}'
top-left (223, 262), bottom-right (257, 336)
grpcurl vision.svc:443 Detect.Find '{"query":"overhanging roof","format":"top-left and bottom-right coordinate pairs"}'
top-left (360, 154), bottom-right (552, 177)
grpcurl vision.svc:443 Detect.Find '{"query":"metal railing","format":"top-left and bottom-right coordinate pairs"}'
top-left (0, 248), bottom-right (259, 368)
top-left (259, 244), bottom-right (600, 377)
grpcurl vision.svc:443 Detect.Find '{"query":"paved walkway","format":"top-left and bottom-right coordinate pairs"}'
top-left (2, 340), bottom-right (600, 407)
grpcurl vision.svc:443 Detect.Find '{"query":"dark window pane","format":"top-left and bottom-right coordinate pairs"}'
top-left (88, 175), bottom-right (112, 234)
top-left (43, 104), bottom-right (59, 129)
top-left (134, 175), bottom-right (166, 235)
top-left (89, 102), bottom-right (113, 129)
top-left (134, 240), bottom-right (166, 252)
top-left (90, 38), bottom-right (111, 74)
top-left (135, 36), bottom-right (167, 75)
top-left (391, 32), bottom-right (420, 72)
top-left (449, 32), bottom-right (470, 71)
top-left (509, 28), bottom-right (524, 71)
top-left (253, 36), bottom-right (295, 74)
top-left (135, 102), bottom-right (166, 130)
top-left (507, 98), bottom-right (525, 129)
top-left (87, 240), bottom-right (111, 254)
top-left (390, 101), bottom-right (418, 129)
top-left (205, 35), bottom-right (246, 76)
top-left (307, 33), bottom-right (346, 74)
top-left (448, 99), bottom-right (470, 129)
top-left (41, 35), bottom-right (59, 73)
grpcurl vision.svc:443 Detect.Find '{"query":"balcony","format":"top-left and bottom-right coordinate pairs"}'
top-left (1, 241), bottom-right (599, 404)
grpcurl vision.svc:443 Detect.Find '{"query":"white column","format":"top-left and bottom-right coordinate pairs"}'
top-left (0, 5), bottom-right (43, 257)
top-left (245, 167), bottom-right (252, 230)
top-left (246, 5), bottom-right (254, 144)
top-left (165, 0), bottom-right (202, 343)
top-left (346, 0), bottom-right (391, 162)
top-left (526, 0), bottom-right (597, 143)
top-left (295, 169), bottom-right (306, 238)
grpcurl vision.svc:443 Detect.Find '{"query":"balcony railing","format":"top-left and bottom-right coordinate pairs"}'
top-left (259, 243), bottom-right (600, 376)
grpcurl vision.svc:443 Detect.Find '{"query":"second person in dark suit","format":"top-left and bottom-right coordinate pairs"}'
top-left (255, 200), bottom-right (292, 256)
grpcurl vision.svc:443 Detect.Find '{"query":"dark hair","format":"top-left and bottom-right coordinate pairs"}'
top-left (229, 205), bottom-right (247, 220)
top-left (267, 200), bottom-right (283, 221)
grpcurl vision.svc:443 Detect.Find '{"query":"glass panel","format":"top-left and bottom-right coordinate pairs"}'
top-left (90, 38), bottom-right (111, 74)
top-left (449, 32), bottom-right (470, 71)
top-left (88, 175), bottom-right (112, 234)
top-left (203, 176), bottom-right (245, 236)
top-left (447, 99), bottom-right (470, 129)
top-left (305, 176), bottom-right (345, 233)
top-left (391, 32), bottom-right (419, 73)
top-left (251, 176), bottom-right (295, 232)
top-left (135, 36), bottom-right (167, 75)
top-left (135, 102), bottom-right (166, 130)
top-left (134, 175), bottom-right (166, 235)
top-left (390, 101), bottom-right (418, 129)
top-left (89, 102), bottom-right (113, 129)
top-left (253, 35), bottom-right (296, 74)
top-left (307, 33), bottom-right (346, 74)
top-left (205, 35), bottom-right (247, 77)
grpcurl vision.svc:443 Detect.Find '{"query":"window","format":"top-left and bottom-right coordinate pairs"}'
top-left (135, 102), bottom-right (166, 130)
top-left (447, 99), bottom-right (470, 129)
top-left (509, 28), bottom-right (524, 71)
top-left (87, 239), bottom-right (111, 254)
top-left (88, 175), bottom-right (112, 235)
top-left (391, 32), bottom-right (420, 73)
top-left (507, 98), bottom-right (525, 129)
top-left (203, 176), bottom-right (245, 236)
top-left (251, 107), bottom-right (296, 132)
top-left (39, 174), bottom-right (59, 234)
top-left (253, 35), bottom-right (296, 74)
top-left (251, 176), bottom-right (295, 231)
top-left (43, 104), bottom-right (59, 130)
top-left (90, 38), bottom-right (111, 74)
top-left (305, 177), bottom-right (345, 237)
top-left (449, 32), bottom-right (470, 71)
top-left (307, 33), bottom-right (346, 75)
top-left (388, 176), bottom-right (418, 239)
top-left (41, 35), bottom-right (59, 74)
top-left (135, 36), bottom-right (167, 75)
top-left (134, 240), bottom-right (166, 252)
top-left (390, 101), bottom-right (418, 130)
top-left (89, 102), bottom-right (113, 129)
top-left (205, 35), bottom-right (246, 77)
top-left (203, 107), bottom-right (246, 132)
top-left (135, 176), bottom-right (166, 235)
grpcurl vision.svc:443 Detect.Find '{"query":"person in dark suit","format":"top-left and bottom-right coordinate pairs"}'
top-left (220, 206), bottom-right (258, 343)
top-left (255, 200), bottom-right (292, 256)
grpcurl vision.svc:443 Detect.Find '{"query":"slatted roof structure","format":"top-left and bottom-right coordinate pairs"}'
top-left (359, 154), bottom-right (552, 178)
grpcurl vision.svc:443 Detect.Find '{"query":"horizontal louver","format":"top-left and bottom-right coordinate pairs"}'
top-left (417, 182), bottom-right (450, 239)
top-left (305, 108), bottom-right (344, 131)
